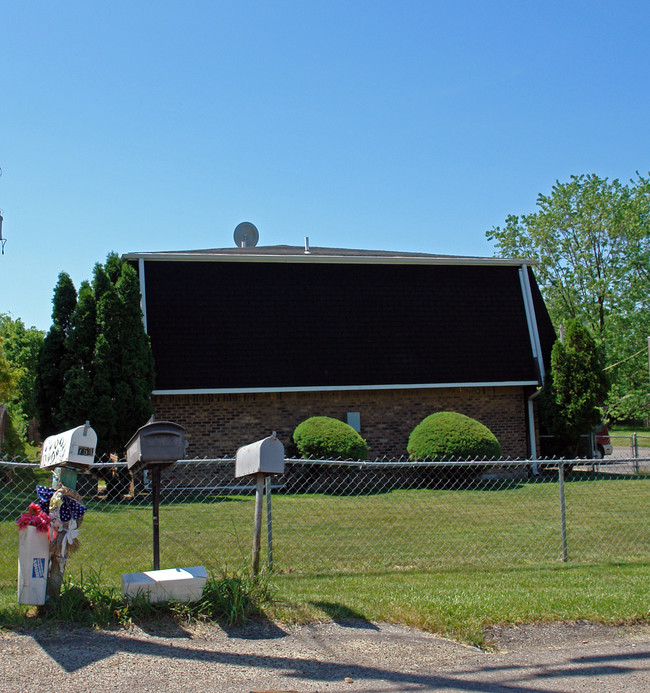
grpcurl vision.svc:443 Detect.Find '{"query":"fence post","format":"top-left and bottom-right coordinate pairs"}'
top-left (559, 462), bottom-right (568, 562)
top-left (633, 433), bottom-right (639, 473)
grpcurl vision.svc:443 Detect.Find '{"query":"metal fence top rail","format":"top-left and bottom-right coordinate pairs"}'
top-left (3, 456), bottom-right (649, 469)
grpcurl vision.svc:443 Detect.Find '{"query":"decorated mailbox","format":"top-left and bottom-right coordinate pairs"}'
top-left (235, 434), bottom-right (285, 478)
top-left (18, 424), bottom-right (94, 605)
top-left (40, 423), bottom-right (97, 469)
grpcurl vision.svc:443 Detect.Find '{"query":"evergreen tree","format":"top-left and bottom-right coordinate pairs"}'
top-left (37, 257), bottom-right (154, 454)
top-left (58, 281), bottom-right (97, 428)
top-left (114, 262), bottom-right (155, 446)
top-left (539, 320), bottom-right (609, 456)
top-left (36, 273), bottom-right (77, 438)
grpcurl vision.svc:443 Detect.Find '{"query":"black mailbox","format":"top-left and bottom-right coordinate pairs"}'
top-left (125, 421), bottom-right (188, 472)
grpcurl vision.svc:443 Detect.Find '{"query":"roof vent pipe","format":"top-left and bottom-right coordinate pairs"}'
top-left (304, 237), bottom-right (310, 254)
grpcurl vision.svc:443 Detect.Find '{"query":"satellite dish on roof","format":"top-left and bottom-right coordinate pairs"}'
top-left (234, 222), bottom-right (259, 248)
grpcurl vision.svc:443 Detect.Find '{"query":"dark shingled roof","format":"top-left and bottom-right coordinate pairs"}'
top-left (128, 248), bottom-right (555, 393)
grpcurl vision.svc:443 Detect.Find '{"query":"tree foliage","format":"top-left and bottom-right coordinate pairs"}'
top-left (0, 315), bottom-right (44, 454)
top-left (488, 173), bottom-right (650, 422)
top-left (0, 314), bottom-right (44, 424)
top-left (539, 321), bottom-right (609, 455)
top-left (37, 253), bottom-right (155, 454)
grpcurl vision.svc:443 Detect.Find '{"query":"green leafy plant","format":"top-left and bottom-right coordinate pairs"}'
top-left (292, 416), bottom-right (369, 461)
top-left (407, 411), bottom-right (501, 460)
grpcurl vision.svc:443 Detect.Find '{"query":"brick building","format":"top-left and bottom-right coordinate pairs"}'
top-left (124, 244), bottom-right (556, 459)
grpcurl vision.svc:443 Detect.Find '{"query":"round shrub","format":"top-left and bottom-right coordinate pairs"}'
top-left (292, 416), bottom-right (369, 461)
top-left (407, 411), bottom-right (501, 460)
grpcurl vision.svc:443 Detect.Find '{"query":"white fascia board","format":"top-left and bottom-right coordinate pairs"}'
top-left (153, 381), bottom-right (538, 396)
top-left (138, 257), bottom-right (148, 333)
top-left (518, 264), bottom-right (545, 383)
top-left (123, 252), bottom-right (531, 267)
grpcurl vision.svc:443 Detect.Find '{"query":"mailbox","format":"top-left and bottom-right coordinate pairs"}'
top-left (40, 424), bottom-right (97, 470)
top-left (235, 434), bottom-right (285, 478)
top-left (125, 421), bottom-right (188, 471)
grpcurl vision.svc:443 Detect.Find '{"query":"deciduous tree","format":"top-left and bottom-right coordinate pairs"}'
top-left (488, 173), bottom-right (650, 422)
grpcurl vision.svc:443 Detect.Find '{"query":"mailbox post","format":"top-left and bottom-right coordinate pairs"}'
top-left (235, 433), bottom-right (284, 575)
top-left (125, 420), bottom-right (187, 570)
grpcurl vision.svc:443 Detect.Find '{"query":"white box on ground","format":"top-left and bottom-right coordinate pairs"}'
top-left (121, 566), bottom-right (208, 603)
top-left (235, 435), bottom-right (285, 478)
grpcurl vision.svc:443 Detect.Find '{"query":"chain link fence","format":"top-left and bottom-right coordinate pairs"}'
top-left (2, 448), bottom-right (649, 591)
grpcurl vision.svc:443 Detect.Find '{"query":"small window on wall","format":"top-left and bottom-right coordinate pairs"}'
top-left (346, 412), bottom-right (361, 432)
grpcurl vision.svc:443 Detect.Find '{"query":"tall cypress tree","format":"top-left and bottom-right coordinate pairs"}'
top-left (59, 280), bottom-right (97, 428)
top-left (36, 273), bottom-right (77, 438)
top-left (114, 262), bottom-right (155, 446)
top-left (539, 320), bottom-right (609, 455)
top-left (37, 256), bottom-right (154, 454)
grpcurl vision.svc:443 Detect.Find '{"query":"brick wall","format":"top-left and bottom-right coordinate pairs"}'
top-left (153, 386), bottom-right (534, 459)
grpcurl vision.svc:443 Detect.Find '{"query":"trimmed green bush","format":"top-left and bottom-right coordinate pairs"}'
top-left (407, 411), bottom-right (501, 460)
top-left (292, 416), bottom-right (369, 461)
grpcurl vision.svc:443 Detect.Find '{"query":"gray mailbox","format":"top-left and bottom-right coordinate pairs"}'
top-left (235, 434), bottom-right (285, 478)
top-left (125, 421), bottom-right (188, 472)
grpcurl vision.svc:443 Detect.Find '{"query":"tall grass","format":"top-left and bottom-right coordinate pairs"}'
top-left (0, 569), bottom-right (271, 629)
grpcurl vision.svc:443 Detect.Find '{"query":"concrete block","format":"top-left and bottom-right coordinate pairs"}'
top-left (122, 565), bottom-right (207, 603)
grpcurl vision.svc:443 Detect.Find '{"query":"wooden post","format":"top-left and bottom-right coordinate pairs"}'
top-left (265, 476), bottom-right (274, 571)
top-left (46, 475), bottom-right (82, 602)
top-left (252, 473), bottom-right (264, 576)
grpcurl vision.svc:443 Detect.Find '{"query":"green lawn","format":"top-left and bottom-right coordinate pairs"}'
top-left (610, 425), bottom-right (650, 448)
top-left (2, 471), bottom-right (648, 643)
top-left (269, 562), bottom-right (650, 647)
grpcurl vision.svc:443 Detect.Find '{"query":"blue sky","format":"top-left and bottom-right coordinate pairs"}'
top-left (1, 1), bottom-right (649, 331)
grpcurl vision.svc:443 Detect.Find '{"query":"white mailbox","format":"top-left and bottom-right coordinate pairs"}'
top-left (40, 424), bottom-right (97, 470)
top-left (235, 435), bottom-right (285, 478)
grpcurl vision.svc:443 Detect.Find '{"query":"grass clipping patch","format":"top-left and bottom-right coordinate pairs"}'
top-left (31, 570), bottom-right (273, 629)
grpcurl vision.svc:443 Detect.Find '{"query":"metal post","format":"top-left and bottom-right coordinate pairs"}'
top-left (265, 476), bottom-right (274, 572)
top-left (252, 473), bottom-right (264, 576)
top-left (152, 466), bottom-right (161, 570)
top-left (633, 432), bottom-right (639, 473)
top-left (559, 463), bottom-right (568, 562)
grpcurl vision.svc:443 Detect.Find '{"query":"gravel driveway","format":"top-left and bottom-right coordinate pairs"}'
top-left (1, 620), bottom-right (649, 692)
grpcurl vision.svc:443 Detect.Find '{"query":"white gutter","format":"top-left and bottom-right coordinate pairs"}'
top-left (527, 389), bottom-right (541, 463)
top-left (518, 264), bottom-right (545, 382)
top-left (123, 252), bottom-right (531, 267)
top-left (518, 263), bottom-right (547, 463)
top-left (153, 380), bottom-right (538, 396)
top-left (138, 257), bottom-right (148, 333)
